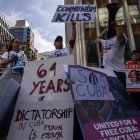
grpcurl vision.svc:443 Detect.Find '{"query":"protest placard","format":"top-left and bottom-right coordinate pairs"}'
top-left (67, 65), bottom-right (140, 140)
top-left (18, 55), bottom-right (74, 102)
top-left (125, 64), bottom-right (140, 92)
top-left (0, 78), bottom-right (20, 139)
top-left (52, 4), bottom-right (96, 22)
top-left (7, 56), bottom-right (74, 140)
top-left (67, 65), bottom-right (115, 101)
top-left (7, 94), bottom-right (74, 140)
top-left (84, 117), bottom-right (140, 140)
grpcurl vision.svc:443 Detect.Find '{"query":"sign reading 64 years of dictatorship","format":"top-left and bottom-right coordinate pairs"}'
top-left (7, 56), bottom-right (74, 140)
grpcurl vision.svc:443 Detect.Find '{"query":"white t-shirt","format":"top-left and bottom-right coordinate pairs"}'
top-left (101, 35), bottom-right (127, 72)
top-left (45, 47), bottom-right (71, 58)
top-left (44, 39), bottom-right (75, 58)
top-left (1, 51), bottom-right (28, 68)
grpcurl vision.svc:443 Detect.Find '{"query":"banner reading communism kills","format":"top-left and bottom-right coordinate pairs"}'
top-left (7, 56), bottom-right (74, 140)
top-left (52, 4), bottom-right (96, 22)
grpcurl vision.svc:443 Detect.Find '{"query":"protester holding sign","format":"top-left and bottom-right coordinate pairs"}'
top-left (1, 38), bottom-right (28, 69)
top-left (44, 22), bottom-right (78, 140)
top-left (96, 21), bottom-right (127, 88)
top-left (44, 23), bottom-right (76, 58)
top-left (44, 22), bottom-right (76, 139)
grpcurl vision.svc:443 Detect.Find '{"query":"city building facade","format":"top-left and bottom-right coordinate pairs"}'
top-left (65, 0), bottom-right (140, 67)
top-left (0, 18), bottom-right (40, 60)
top-left (9, 19), bottom-right (39, 61)
top-left (0, 17), bottom-right (13, 51)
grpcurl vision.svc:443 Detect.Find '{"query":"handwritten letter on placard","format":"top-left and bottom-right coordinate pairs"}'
top-left (7, 100), bottom-right (74, 140)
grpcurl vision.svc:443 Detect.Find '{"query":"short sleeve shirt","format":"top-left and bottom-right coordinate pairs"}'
top-left (44, 39), bottom-right (75, 58)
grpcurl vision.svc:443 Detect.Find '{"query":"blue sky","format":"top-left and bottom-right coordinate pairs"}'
top-left (0, 0), bottom-right (65, 53)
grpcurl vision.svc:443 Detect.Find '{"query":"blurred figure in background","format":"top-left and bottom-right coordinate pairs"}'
top-left (126, 50), bottom-right (140, 65)
top-left (0, 46), bottom-right (8, 76)
top-left (0, 46), bottom-right (8, 55)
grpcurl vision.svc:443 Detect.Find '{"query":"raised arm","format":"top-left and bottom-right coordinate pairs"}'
top-left (69, 23), bottom-right (76, 49)
top-left (71, 22), bottom-right (76, 40)
top-left (116, 26), bottom-right (126, 45)
top-left (96, 28), bottom-right (108, 42)
top-left (110, 21), bottom-right (126, 45)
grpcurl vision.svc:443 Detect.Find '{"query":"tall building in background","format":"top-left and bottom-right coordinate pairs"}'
top-left (0, 17), bottom-right (13, 51)
top-left (65, 0), bottom-right (140, 67)
top-left (9, 19), bottom-right (40, 60)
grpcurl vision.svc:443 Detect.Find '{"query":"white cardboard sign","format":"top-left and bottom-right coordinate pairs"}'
top-left (52, 4), bottom-right (96, 22)
top-left (18, 55), bottom-right (74, 102)
top-left (68, 65), bottom-right (115, 100)
top-left (7, 56), bottom-right (74, 140)
top-left (7, 96), bottom-right (74, 140)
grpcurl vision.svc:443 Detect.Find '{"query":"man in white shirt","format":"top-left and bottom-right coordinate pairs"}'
top-left (45, 23), bottom-right (76, 58)
top-left (96, 21), bottom-right (127, 88)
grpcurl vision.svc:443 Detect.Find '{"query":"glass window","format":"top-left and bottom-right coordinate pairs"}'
top-left (98, 7), bottom-right (108, 27)
top-left (116, 8), bottom-right (125, 25)
top-left (86, 39), bottom-right (99, 64)
top-left (98, 7), bottom-right (124, 27)
top-left (128, 5), bottom-right (140, 24)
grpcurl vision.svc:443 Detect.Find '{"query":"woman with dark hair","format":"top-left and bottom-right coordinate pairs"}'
top-left (0, 38), bottom-right (28, 69)
top-left (0, 38), bottom-right (28, 82)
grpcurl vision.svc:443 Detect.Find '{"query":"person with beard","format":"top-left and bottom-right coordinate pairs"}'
top-left (75, 100), bottom-right (112, 123)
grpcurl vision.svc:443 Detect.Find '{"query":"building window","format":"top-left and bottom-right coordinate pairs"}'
top-left (128, 5), bottom-right (140, 24)
top-left (98, 6), bottom-right (124, 27)
top-left (98, 7), bottom-right (108, 27)
top-left (86, 39), bottom-right (98, 64)
top-left (116, 8), bottom-right (125, 25)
